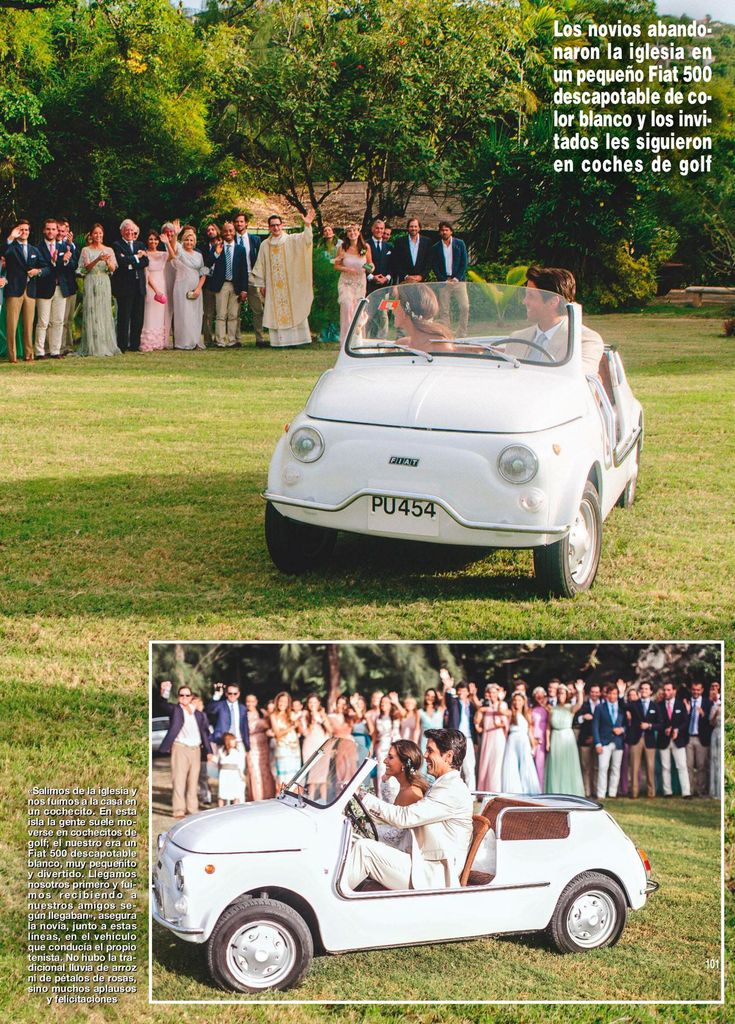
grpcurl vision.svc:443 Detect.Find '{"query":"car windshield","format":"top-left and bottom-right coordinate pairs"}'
top-left (346, 282), bottom-right (572, 365)
top-left (281, 736), bottom-right (369, 807)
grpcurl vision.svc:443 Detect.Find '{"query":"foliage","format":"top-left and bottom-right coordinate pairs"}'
top-left (311, 245), bottom-right (341, 337)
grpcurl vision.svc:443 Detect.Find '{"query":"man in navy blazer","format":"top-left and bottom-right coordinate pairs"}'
top-left (111, 218), bottom-right (149, 352)
top-left (432, 221), bottom-right (469, 337)
top-left (656, 681), bottom-right (691, 796)
top-left (2, 220), bottom-right (47, 362)
top-left (625, 681), bottom-right (659, 798)
top-left (593, 683), bottom-right (626, 798)
top-left (206, 220), bottom-right (248, 347)
top-left (234, 212), bottom-right (265, 347)
top-left (442, 675), bottom-right (478, 788)
top-left (34, 217), bottom-right (77, 359)
top-left (209, 682), bottom-right (251, 752)
top-left (684, 680), bottom-right (712, 797)
top-left (55, 219), bottom-right (80, 353)
top-left (392, 217), bottom-right (433, 284)
top-left (158, 685), bottom-right (214, 817)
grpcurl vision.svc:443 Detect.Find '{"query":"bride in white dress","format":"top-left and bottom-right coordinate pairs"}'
top-left (375, 740), bottom-right (428, 852)
top-left (501, 694), bottom-right (541, 795)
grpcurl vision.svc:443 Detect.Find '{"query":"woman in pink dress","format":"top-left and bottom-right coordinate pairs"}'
top-left (474, 683), bottom-right (508, 792)
top-left (140, 229), bottom-right (168, 351)
top-left (298, 694), bottom-right (333, 801)
top-left (244, 694), bottom-right (275, 801)
top-left (334, 223), bottom-right (372, 347)
top-left (530, 686), bottom-right (550, 790)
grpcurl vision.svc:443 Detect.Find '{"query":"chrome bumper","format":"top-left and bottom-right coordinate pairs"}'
top-left (263, 488), bottom-right (570, 537)
top-left (151, 885), bottom-right (204, 936)
top-left (645, 879), bottom-right (659, 894)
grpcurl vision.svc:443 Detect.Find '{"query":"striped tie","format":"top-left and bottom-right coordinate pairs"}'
top-left (225, 244), bottom-right (233, 281)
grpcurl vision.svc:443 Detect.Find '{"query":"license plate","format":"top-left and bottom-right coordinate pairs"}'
top-left (367, 496), bottom-right (439, 536)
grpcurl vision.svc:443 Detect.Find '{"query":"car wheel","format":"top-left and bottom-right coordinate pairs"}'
top-left (207, 896), bottom-right (313, 992)
top-left (547, 871), bottom-right (627, 953)
top-left (265, 501), bottom-right (336, 574)
top-left (617, 420), bottom-right (643, 508)
top-left (533, 480), bottom-right (602, 597)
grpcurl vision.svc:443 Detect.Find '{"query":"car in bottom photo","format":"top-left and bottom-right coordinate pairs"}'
top-left (152, 737), bottom-right (658, 994)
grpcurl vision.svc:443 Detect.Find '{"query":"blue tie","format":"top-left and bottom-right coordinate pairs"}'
top-left (608, 702), bottom-right (616, 723)
top-left (225, 244), bottom-right (233, 281)
top-left (689, 700), bottom-right (698, 734)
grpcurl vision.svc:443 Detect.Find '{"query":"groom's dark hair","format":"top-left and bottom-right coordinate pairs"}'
top-left (425, 728), bottom-right (466, 768)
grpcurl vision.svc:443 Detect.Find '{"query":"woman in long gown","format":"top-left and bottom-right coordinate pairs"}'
top-left (418, 688), bottom-right (445, 754)
top-left (709, 682), bottom-right (721, 799)
top-left (78, 224), bottom-right (120, 357)
top-left (501, 694), bottom-right (541, 795)
top-left (140, 229), bottom-right (168, 352)
top-left (298, 694), bottom-right (333, 801)
top-left (268, 692), bottom-right (301, 788)
top-left (475, 684), bottom-right (508, 792)
top-left (400, 696), bottom-right (421, 744)
top-left (163, 226), bottom-right (207, 350)
top-left (530, 687), bottom-right (550, 790)
top-left (545, 685), bottom-right (585, 796)
top-left (371, 695), bottom-right (401, 796)
top-left (334, 223), bottom-right (371, 347)
top-left (244, 694), bottom-right (275, 801)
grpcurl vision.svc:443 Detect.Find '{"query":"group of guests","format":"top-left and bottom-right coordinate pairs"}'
top-left (153, 669), bottom-right (721, 818)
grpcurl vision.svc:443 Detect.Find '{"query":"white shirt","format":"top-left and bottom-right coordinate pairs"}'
top-left (177, 706), bottom-right (201, 747)
top-left (409, 236), bottom-right (420, 265)
top-left (236, 232), bottom-right (252, 272)
top-left (534, 320), bottom-right (564, 353)
top-left (442, 239), bottom-right (453, 277)
top-left (228, 699), bottom-right (242, 741)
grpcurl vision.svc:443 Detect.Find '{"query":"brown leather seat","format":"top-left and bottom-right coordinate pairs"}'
top-left (480, 796), bottom-right (570, 841)
top-left (459, 814), bottom-right (492, 886)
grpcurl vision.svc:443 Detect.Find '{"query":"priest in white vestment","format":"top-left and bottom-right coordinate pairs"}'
top-left (250, 209), bottom-right (315, 348)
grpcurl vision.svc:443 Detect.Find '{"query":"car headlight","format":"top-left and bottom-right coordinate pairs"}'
top-left (174, 860), bottom-right (185, 893)
top-left (498, 445), bottom-right (538, 484)
top-left (289, 426), bottom-right (325, 463)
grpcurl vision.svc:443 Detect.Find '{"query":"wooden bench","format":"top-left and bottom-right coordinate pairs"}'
top-left (685, 286), bottom-right (735, 308)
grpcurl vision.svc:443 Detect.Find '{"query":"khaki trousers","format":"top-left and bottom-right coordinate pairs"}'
top-left (247, 282), bottom-right (265, 345)
top-left (35, 285), bottom-right (67, 356)
top-left (346, 837), bottom-right (412, 891)
top-left (628, 738), bottom-right (656, 798)
top-left (438, 282), bottom-right (470, 338)
top-left (5, 293), bottom-right (35, 361)
top-left (171, 742), bottom-right (202, 816)
top-left (62, 293), bottom-right (77, 352)
top-left (215, 281), bottom-right (241, 346)
top-left (686, 735), bottom-right (710, 797)
top-left (579, 744), bottom-right (598, 797)
top-left (202, 289), bottom-right (216, 346)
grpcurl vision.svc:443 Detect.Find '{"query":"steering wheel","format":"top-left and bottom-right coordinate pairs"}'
top-left (345, 792), bottom-right (379, 842)
top-left (501, 338), bottom-right (556, 361)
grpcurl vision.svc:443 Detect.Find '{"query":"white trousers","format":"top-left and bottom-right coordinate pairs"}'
top-left (660, 744), bottom-right (691, 796)
top-left (596, 743), bottom-right (623, 798)
top-left (35, 286), bottom-right (66, 356)
top-left (346, 837), bottom-right (411, 891)
top-left (461, 740), bottom-right (477, 790)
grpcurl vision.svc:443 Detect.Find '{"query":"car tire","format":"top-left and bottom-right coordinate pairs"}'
top-left (617, 418), bottom-right (643, 508)
top-left (547, 871), bottom-right (627, 954)
top-left (533, 480), bottom-right (602, 597)
top-left (207, 896), bottom-right (314, 992)
top-left (265, 501), bottom-right (336, 574)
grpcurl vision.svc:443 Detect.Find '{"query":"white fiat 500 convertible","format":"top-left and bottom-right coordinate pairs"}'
top-left (264, 282), bottom-right (642, 596)
top-left (152, 738), bottom-right (658, 993)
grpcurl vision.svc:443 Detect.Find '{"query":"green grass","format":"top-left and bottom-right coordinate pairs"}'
top-left (0, 314), bottom-right (732, 1021)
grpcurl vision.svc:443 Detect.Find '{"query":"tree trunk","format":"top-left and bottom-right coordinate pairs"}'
top-left (326, 643), bottom-right (341, 711)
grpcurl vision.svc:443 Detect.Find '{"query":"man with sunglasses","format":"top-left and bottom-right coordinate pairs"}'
top-left (210, 683), bottom-right (251, 757)
top-left (159, 686), bottom-right (213, 818)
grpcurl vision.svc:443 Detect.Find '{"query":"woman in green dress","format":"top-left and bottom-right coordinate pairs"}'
top-left (545, 682), bottom-right (586, 796)
top-left (0, 271), bottom-right (24, 359)
top-left (78, 224), bottom-right (120, 357)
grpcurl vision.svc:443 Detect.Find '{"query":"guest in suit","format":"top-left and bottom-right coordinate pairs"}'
top-left (382, 224), bottom-right (393, 243)
top-left (33, 218), bottom-right (69, 359)
top-left (55, 219), bottom-right (80, 353)
top-left (443, 679), bottom-right (479, 789)
top-left (366, 218), bottom-right (392, 294)
top-left (233, 212), bottom-right (265, 347)
top-left (111, 218), bottom-right (149, 352)
top-left (432, 221), bottom-right (469, 338)
top-left (684, 681), bottom-right (712, 798)
top-left (656, 681), bottom-right (691, 797)
top-left (158, 685), bottom-right (213, 818)
top-left (593, 683), bottom-right (626, 798)
top-left (3, 220), bottom-right (46, 362)
top-left (209, 682), bottom-right (251, 754)
top-left (510, 266), bottom-right (604, 375)
top-left (207, 220), bottom-right (248, 348)
top-left (197, 222), bottom-right (220, 347)
top-left (392, 217), bottom-right (432, 284)
top-left (626, 681), bottom-right (659, 798)
top-left (345, 729), bottom-right (473, 891)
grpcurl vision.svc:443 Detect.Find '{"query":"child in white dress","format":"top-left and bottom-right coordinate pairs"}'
top-left (217, 732), bottom-right (246, 806)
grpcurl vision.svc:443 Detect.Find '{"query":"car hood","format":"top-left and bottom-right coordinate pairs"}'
top-left (167, 799), bottom-right (317, 855)
top-left (308, 364), bottom-right (585, 432)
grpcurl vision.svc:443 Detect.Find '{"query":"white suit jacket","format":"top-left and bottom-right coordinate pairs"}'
top-left (511, 319), bottom-right (604, 376)
top-left (363, 770), bottom-right (473, 889)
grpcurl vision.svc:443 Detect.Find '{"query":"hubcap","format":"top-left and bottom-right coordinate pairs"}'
top-left (567, 497), bottom-right (597, 584)
top-left (566, 890), bottom-right (616, 948)
top-left (226, 920), bottom-right (296, 988)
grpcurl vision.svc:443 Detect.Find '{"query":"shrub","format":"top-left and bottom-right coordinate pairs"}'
top-left (723, 318), bottom-right (735, 337)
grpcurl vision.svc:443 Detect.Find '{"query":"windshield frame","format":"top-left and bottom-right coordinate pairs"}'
top-left (279, 736), bottom-right (373, 810)
top-left (344, 284), bottom-right (575, 368)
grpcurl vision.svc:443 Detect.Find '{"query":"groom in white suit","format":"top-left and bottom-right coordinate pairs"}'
top-left (345, 729), bottom-right (473, 891)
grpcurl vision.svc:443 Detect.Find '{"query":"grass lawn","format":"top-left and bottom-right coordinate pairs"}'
top-left (0, 311), bottom-right (731, 1022)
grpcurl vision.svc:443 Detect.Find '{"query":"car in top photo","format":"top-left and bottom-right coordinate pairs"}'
top-left (264, 282), bottom-right (643, 596)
